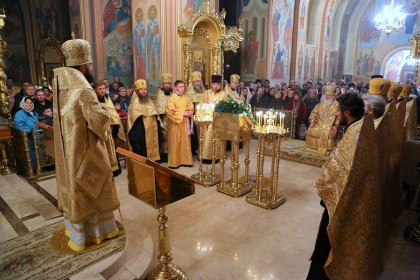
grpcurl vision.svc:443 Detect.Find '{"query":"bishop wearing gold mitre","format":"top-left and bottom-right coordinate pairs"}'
top-left (364, 79), bottom-right (403, 231)
top-left (185, 71), bottom-right (206, 103)
top-left (385, 82), bottom-right (402, 114)
top-left (166, 80), bottom-right (194, 168)
top-left (127, 79), bottom-right (163, 161)
top-left (305, 84), bottom-right (339, 155)
top-left (308, 93), bottom-right (383, 280)
top-left (53, 38), bottom-right (120, 252)
top-left (154, 72), bottom-right (173, 161)
top-left (224, 74), bottom-right (242, 102)
top-left (201, 75), bottom-right (228, 160)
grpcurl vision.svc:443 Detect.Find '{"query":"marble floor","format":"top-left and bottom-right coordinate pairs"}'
top-left (0, 139), bottom-right (419, 280)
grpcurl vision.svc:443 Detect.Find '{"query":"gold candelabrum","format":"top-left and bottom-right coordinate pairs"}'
top-left (191, 103), bottom-right (220, 187)
top-left (246, 110), bottom-right (288, 209)
top-left (213, 112), bottom-right (253, 197)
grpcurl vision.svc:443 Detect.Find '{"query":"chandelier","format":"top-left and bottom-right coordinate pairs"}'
top-left (374, 0), bottom-right (406, 35)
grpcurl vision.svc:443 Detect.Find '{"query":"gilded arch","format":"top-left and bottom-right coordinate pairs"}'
top-left (178, 2), bottom-right (243, 87)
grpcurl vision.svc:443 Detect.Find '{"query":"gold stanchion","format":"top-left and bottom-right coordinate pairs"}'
top-left (148, 207), bottom-right (187, 280)
top-left (190, 120), bottom-right (220, 186)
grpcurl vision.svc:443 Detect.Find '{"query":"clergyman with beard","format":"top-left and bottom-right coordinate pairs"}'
top-left (306, 85), bottom-right (341, 155)
top-left (185, 71), bottom-right (206, 103)
top-left (154, 72), bottom-right (173, 162)
top-left (52, 38), bottom-right (120, 252)
top-left (201, 75), bottom-right (228, 162)
top-left (185, 71), bottom-right (206, 155)
top-left (127, 79), bottom-right (163, 160)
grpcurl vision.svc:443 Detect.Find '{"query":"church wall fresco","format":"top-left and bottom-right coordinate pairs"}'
top-left (131, 0), bottom-right (161, 88)
top-left (240, 0), bottom-right (268, 82)
top-left (352, 0), bottom-right (419, 83)
top-left (267, 0), bottom-right (294, 84)
top-left (1, 0), bottom-right (29, 84)
top-left (296, 0), bottom-right (309, 83)
top-left (99, 0), bottom-right (134, 87)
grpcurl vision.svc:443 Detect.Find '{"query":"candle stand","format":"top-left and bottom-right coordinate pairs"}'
top-left (190, 119), bottom-right (220, 187)
top-left (246, 110), bottom-right (290, 209)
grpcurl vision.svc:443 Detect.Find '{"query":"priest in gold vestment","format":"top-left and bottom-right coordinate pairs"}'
top-left (154, 73), bottom-right (173, 161)
top-left (166, 80), bottom-right (194, 168)
top-left (306, 85), bottom-right (339, 155)
top-left (93, 80), bottom-right (127, 176)
top-left (185, 71), bottom-right (206, 103)
top-left (127, 79), bottom-right (162, 161)
top-left (400, 84), bottom-right (418, 191)
top-left (224, 74), bottom-right (242, 102)
top-left (308, 94), bottom-right (383, 280)
top-left (52, 39), bottom-right (120, 252)
top-left (185, 71), bottom-right (206, 155)
top-left (201, 75), bottom-right (228, 160)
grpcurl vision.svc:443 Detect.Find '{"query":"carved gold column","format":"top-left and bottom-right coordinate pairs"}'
top-left (0, 10), bottom-right (13, 175)
top-left (182, 44), bottom-right (191, 83)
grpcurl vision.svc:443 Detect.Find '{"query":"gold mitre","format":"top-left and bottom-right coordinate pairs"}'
top-left (134, 79), bottom-right (147, 90)
top-left (62, 39), bottom-right (93, 67)
top-left (369, 78), bottom-right (390, 96)
top-left (324, 85), bottom-right (336, 96)
top-left (161, 73), bottom-right (173, 83)
top-left (387, 82), bottom-right (398, 99)
top-left (191, 71), bottom-right (202, 82)
top-left (393, 84), bottom-right (403, 100)
top-left (399, 84), bottom-right (412, 98)
top-left (230, 74), bottom-right (240, 83)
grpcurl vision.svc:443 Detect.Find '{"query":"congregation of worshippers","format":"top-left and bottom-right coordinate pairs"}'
top-left (6, 67), bottom-right (420, 277)
top-left (6, 72), bottom-right (419, 170)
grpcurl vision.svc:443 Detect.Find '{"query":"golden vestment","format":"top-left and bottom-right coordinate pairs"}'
top-left (395, 100), bottom-right (407, 138)
top-left (154, 89), bottom-right (171, 153)
top-left (201, 89), bottom-right (228, 159)
top-left (315, 115), bottom-right (383, 279)
top-left (402, 97), bottom-right (418, 188)
top-left (374, 112), bottom-right (403, 232)
top-left (103, 96), bottom-right (126, 144)
top-left (306, 100), bottom-right (338, 155)
top-left (53, 67), bottom-right (120, 224)
top-left (127, 95), bottom-right (161, 161)
top-left (185, 83), bottom-right (205, 103)
top-left (224, 84), bottom-right (242, 102)
top-left (166, 93), bottom-right (194, 168)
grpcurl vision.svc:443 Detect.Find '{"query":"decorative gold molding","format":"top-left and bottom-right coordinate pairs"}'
top-left (36, 36), bottom-right (65, 86)
top-left (177, 1), bottom-right (243, 83)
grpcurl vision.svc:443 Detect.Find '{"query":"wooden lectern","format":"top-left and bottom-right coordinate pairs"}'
top-left (116, 148), bottom-right (195, 280)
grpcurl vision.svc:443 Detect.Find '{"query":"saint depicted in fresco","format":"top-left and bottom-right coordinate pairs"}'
top-left (183, 0), bottom-right (205, 20)
top-left (304, 51), bottom-right (309, 81)
top-left (271, 42), bottom-right (285, 79)
top-left (147, 5), bottom-right (161, 87)
top-left (103, 0), bottom-right (131, 37)
top-left (299, 2), bottom-right (306, 30)
top-left (134, 8), bottom-right (146, 79)
top-left (245, 31), bottom-right (258, 74)
top-left (367, 51), bottom-right (375, 75)
top-left (298, 45), bottom-right (303, 80)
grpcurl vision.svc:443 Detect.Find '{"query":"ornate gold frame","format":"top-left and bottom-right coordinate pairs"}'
top-left (36, 37), bottom-right (65, 86)
top-left (177, 2), bottom-right (243, 85)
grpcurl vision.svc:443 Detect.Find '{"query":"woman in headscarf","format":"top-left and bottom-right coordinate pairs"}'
top-left (13, 96), bottom-right (40, 172)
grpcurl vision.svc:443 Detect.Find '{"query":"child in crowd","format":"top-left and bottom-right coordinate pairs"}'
top-left (39, 106), bottom-right (53, 126)
top-left (114, 101), bottom-right (127, 124)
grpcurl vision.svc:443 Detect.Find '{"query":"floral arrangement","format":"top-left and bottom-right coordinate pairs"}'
top-left (214, 97), bottom-right (256, 124)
